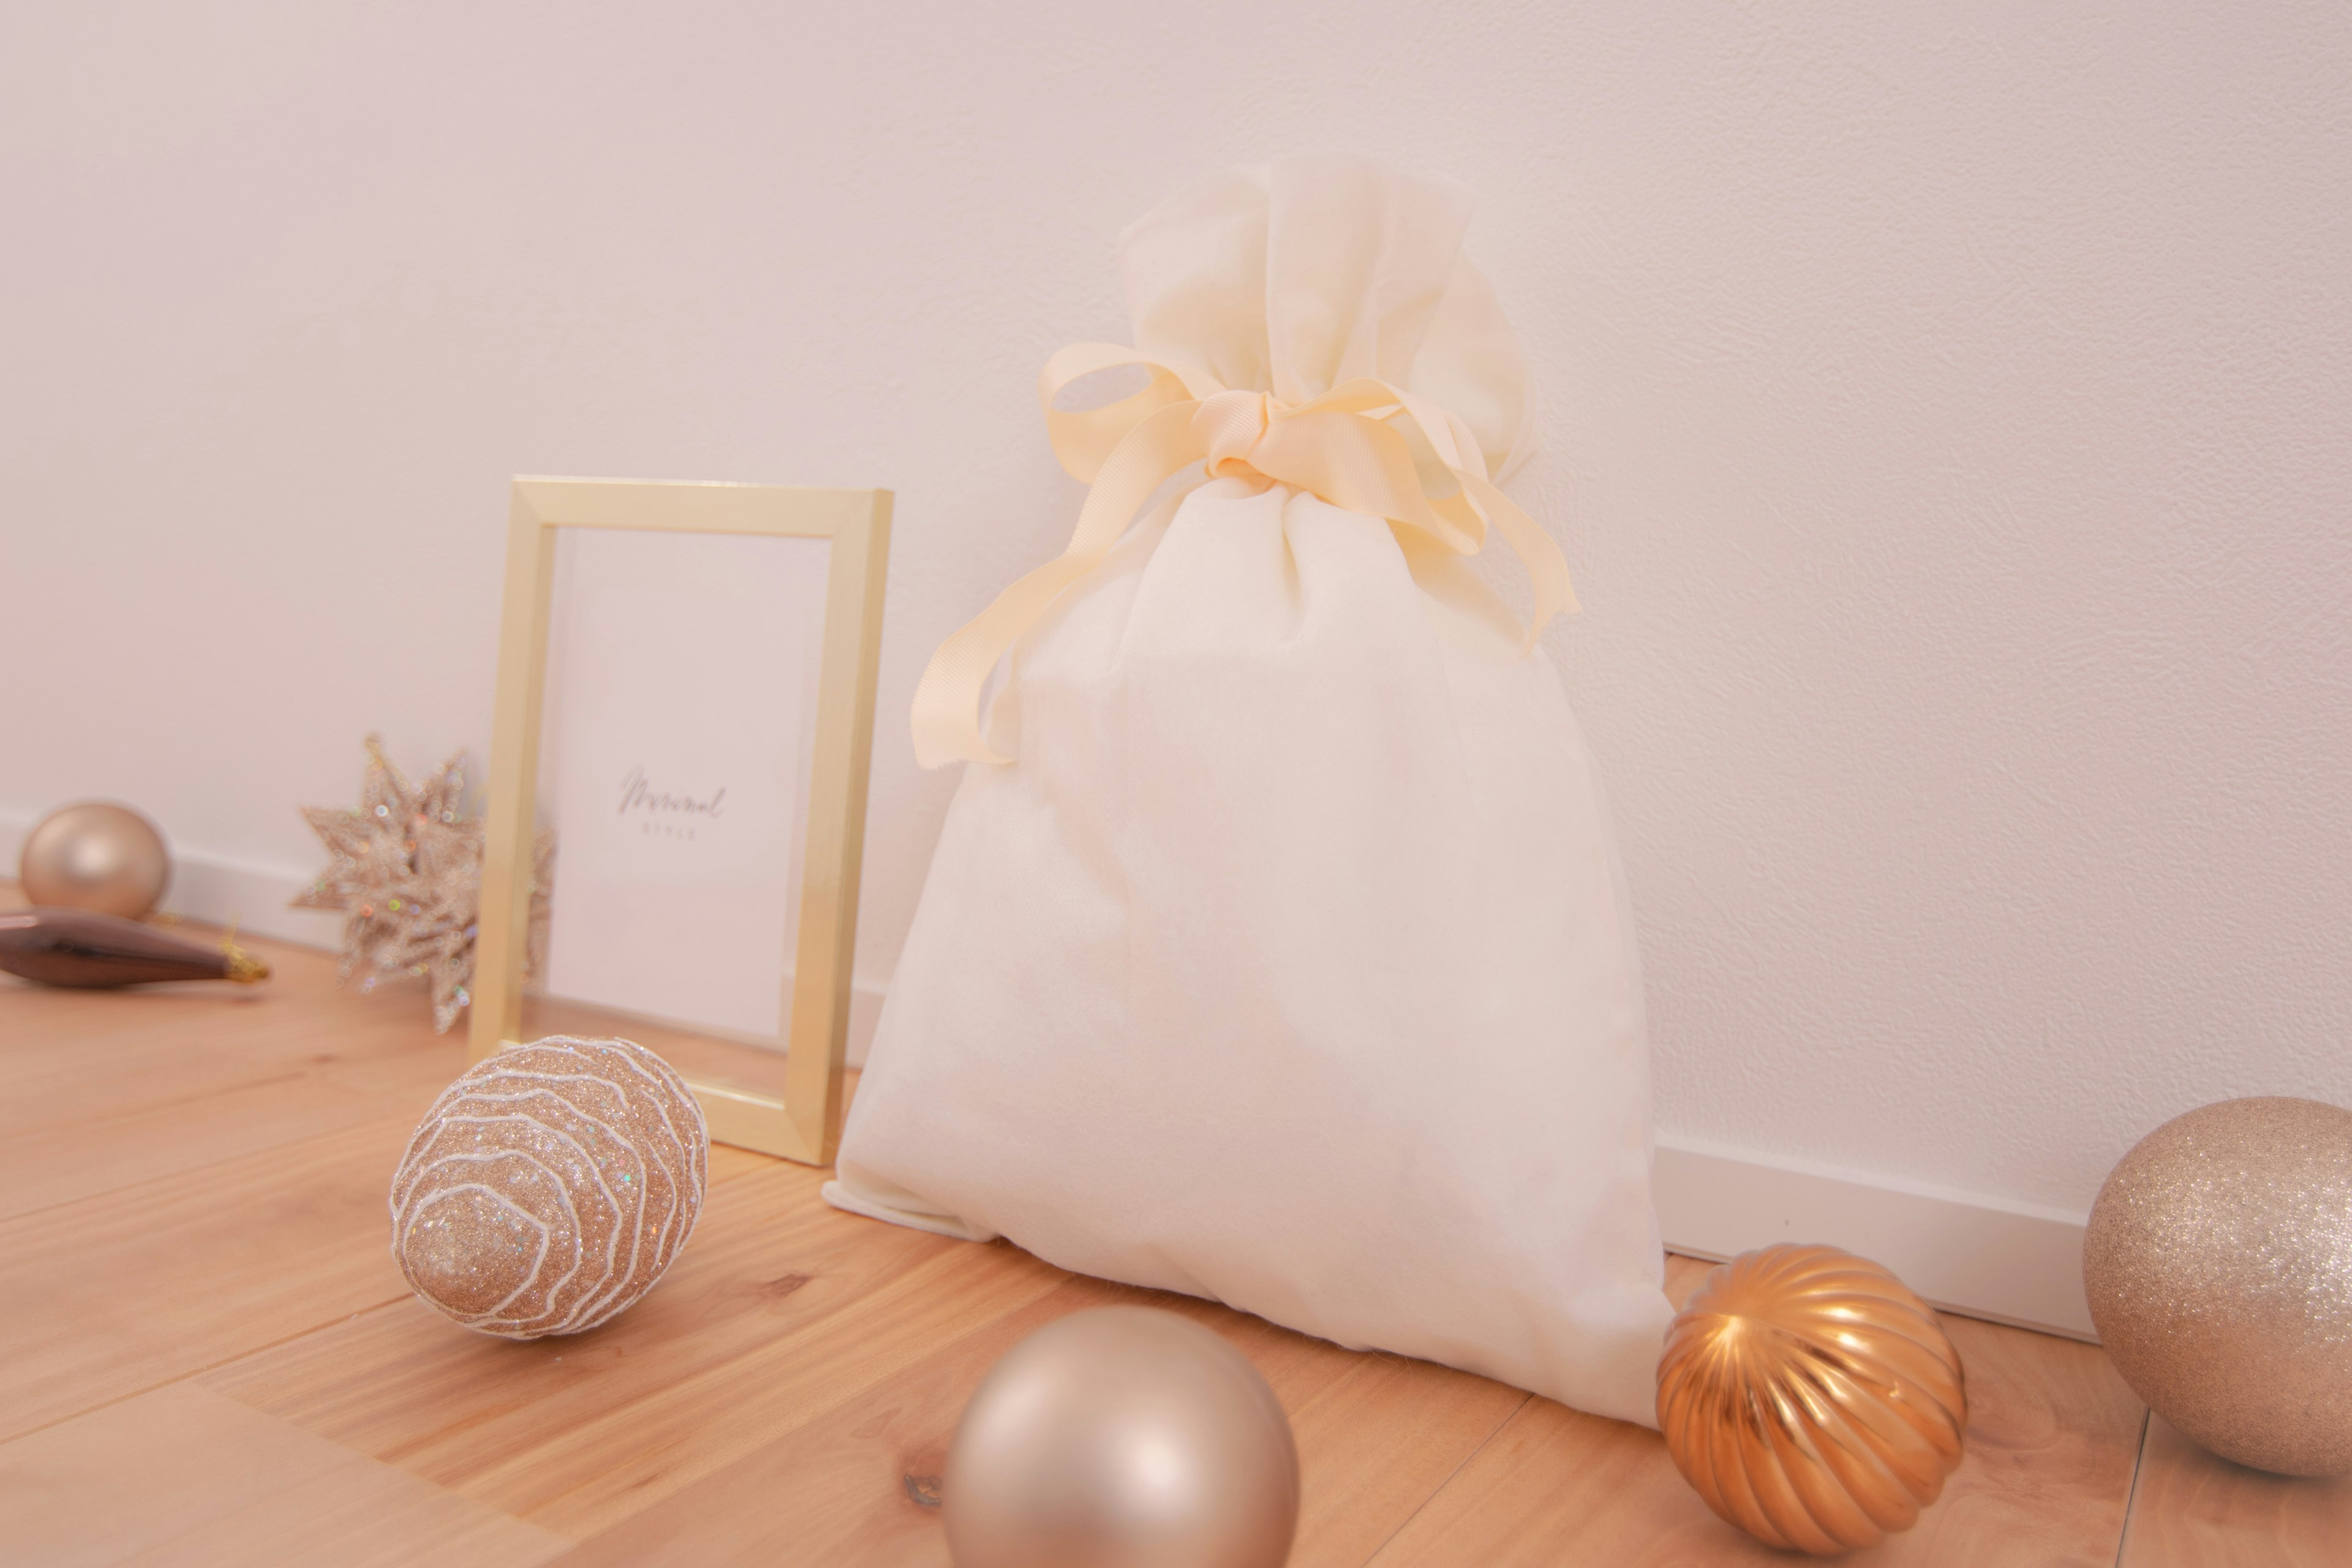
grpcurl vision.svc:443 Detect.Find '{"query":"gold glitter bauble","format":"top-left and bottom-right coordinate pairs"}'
top-left (1657, 1243), bottom-right (1969, 1555)
top-left (946, 1307), bottom-right (1300, 1568)
top-left (2084, 1096), bottom-right (2352, 1477)
top-left (390, 1036), bottom-right (707, 1338)
top-left (19, 802), bottom-right (171, 919)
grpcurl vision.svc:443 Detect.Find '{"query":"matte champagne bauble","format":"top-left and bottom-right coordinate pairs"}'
top-left (18, 802), bottom-right (172, 919)
top-left (2084, 1096), bottom-right (2352, 1477)
top-left (1657, 1244), bottom-right (1969, 1555)
top-left (391, 1036), bottom-right (707, 1338)
top-left (946, 1307), bottom-right (1299, 1568)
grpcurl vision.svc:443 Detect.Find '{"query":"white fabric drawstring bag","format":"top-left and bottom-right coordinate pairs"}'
top-left (825, 158), bottom-right (1674, 1426)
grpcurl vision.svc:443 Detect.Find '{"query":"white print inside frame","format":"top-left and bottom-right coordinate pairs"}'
top-left (536, 526), bottom-right (831, 1044)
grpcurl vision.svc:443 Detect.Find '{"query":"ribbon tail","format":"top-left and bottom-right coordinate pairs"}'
top-left (911, 400), bottom-right (1205, 767)
top-left (1461, 469), bottom-right (1578, 646)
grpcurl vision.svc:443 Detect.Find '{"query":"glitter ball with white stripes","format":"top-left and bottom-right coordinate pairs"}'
top-left (390, 1036), bottom-right (708, 1338)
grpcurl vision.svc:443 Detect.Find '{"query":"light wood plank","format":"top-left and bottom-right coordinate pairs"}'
top-left (2117, 1413), bottom-right (2352, 1567)
top-left (0, 1381), bottom-right (567, 1567)
top-left (1283, 1348), bottom-right (1531, 1568)
top-left (549, 1270), bottom-right (1532, 1567)
top-left (0, 928), bottom-right (461, 1222)
top-left (0, 1110), bottom-right (424, 1444)
top-left (0, 1049), bottom-right (772, 1446)
top-left (546, 1273), bottom-right (1136, 1567)
top-left (0, 1050), bottom-right (393, 1226)
top-left (206, 1162), bottom-right (1071, 1537)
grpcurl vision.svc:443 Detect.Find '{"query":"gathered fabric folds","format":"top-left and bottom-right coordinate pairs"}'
top-left (824, 158), bottom-right (1674, 1427)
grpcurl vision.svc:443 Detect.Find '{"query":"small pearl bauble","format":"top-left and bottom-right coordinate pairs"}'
top-left (2084, 1096), bottom-right (2352, 1476)
top-left (946, 1306), bottom-right (1300, 1568)
top-left (390, 1036), bottom-right (707, 1338)
top-left (19, 802), bottom-right (172, 919)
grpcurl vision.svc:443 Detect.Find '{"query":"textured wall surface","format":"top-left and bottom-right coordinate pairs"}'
top-left (4, 2), bottom-right (2345, 1213)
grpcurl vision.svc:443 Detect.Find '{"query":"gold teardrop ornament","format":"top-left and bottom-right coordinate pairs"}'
top-left (1657, 1243), bottom-right (1968, 1555)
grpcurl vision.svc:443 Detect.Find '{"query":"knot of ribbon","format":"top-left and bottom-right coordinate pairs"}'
top-left (1195, 388), bottom-right (1274, 473)
top-left (910, 342), bottom-right (1578, 767)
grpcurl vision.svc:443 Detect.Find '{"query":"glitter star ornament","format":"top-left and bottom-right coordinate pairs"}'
top-left (293, 734), bottom-right (552, 1032)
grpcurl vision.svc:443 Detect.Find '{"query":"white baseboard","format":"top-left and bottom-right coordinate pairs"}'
top-left (162, 845), bottom-right (354, 950)
top-left (1655, 1134), bottom-right (2094, 1341)
top-left (0, 804), bottom-right (886, 1066)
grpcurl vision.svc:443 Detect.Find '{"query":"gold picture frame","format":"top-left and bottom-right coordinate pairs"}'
top-left (470, 477), bottom-right (892, 1166)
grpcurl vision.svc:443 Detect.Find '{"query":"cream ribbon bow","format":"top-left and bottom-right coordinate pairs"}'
top-left (910, 342), bottom-right (1578, 767)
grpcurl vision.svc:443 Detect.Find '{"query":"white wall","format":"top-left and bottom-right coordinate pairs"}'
top-left (4, 2), bottom-right (2346, 1230)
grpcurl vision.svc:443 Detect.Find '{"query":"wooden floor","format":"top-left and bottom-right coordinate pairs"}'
top-left (2, 897), bottom-right (2344, 1565)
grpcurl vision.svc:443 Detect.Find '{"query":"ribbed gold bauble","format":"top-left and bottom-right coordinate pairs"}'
top-left (2084, 1096), bottom-right (2352, 1477)
top-left (1657, 1243), bottom-right (1969, 1555)
top-left (18, 802), bottom-right (172, 919)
